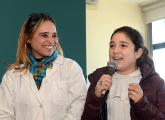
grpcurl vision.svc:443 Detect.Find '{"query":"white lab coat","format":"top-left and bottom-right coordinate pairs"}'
top-left (0, 55), bottom-right (87, 120)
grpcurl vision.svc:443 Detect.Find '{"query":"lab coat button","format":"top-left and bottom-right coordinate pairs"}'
top-left (40, 105), bottom-right (42, 108)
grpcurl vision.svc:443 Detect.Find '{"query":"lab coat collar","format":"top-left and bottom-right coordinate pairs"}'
top-left (41, 55), bottom-right (64, 85)
top-left (54, 54), bottom-right (64, 64)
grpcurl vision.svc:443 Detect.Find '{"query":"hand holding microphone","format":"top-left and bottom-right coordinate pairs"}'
top-left (94, 60), bottom-right (117, 98)
top-left (94, 74), bottom-right (112, 98)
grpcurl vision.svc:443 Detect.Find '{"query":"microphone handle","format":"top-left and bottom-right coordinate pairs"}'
top-left (101, 90), bottom-right (106, 98)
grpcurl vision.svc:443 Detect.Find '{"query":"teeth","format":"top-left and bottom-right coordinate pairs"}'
top-left (44, 46), bottom-right (53, 49)
top-left (114, 58), bottom-right (120, 60)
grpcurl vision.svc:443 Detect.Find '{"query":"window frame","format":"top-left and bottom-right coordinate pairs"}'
top-left (148, 22), bottom-right (165, 58)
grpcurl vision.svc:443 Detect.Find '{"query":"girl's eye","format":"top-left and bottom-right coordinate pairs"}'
top-left (110, 45), bottom-right (114, 48)
top-left (121, 44), bottom-right (127, 47)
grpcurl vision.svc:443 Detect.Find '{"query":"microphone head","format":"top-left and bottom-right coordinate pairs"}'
top-left (107, 60), bottom-right (117, 69)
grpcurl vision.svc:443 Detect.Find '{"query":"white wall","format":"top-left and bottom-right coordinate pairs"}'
top-left (86, 0), bottom-right (147, 87)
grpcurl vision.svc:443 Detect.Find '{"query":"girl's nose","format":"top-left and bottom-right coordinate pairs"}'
top-left (113, 46), bottom-right (120, 54)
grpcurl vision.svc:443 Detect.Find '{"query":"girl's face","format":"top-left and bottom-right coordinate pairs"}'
top-left (109, 32), bottom-right (142, 75)
top-left (27, 20), bottom-right (58, 59)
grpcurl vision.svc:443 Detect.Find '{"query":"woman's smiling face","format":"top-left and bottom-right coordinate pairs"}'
top-left (27, 20), bottom-right (58, 59)
top-left (109, 32), bottom-right (141, 75)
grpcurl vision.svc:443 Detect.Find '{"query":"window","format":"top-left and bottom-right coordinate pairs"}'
top-left (149, 19), bottom-right (165, 80)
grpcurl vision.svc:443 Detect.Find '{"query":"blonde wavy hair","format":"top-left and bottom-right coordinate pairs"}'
top-left (6, 13), bottom-right (63, 74)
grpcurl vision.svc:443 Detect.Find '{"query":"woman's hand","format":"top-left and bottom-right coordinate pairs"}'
top-left (94, 74), bottom-right (112, 97)
top-left (128, 83), bottom-right (143, 103)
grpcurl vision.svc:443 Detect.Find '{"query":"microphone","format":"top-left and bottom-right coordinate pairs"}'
top-left (101, 60), bottom-right (117, 98)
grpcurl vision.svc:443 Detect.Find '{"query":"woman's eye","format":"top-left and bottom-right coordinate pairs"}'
top-left (42, 35), bottom-right (47, 37)
top-left (52, 35), bottom-right (57, 38)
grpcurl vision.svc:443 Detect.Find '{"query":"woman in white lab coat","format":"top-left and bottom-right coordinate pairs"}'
top-left (0, 13), bottom-right (87, 120)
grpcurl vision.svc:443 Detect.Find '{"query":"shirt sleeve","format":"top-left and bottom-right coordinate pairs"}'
top-left (64, 61), bottom-right (87, 120)
top-left (0, 72), bottom-right (16, 120)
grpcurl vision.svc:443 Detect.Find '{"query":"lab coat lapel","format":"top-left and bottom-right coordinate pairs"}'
top-left (22, 70), bottom-right (43, 104)
top-left (41, 55), bottom-right (64, 86)
top-left (41, 65), bottom-right (57, 86)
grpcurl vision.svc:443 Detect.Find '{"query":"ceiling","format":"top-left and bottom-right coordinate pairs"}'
top-left (121, 0), bottom-right (157, 4)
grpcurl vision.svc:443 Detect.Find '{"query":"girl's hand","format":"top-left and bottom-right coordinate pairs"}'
top-left (128, 83), bottom-right (143, 103)
top-left (94, 74), bottom-right (112, 97)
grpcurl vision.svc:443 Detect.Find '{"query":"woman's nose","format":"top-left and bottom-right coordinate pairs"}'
top-left (48, 37), bottom-right (54, 44)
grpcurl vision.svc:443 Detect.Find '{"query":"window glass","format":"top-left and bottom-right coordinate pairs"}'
top-left (152, 19), bottom-right (165, 80)
top-left (153, 48), bottom-right (165, 79)
top-left (152, 19), bottom-right (165, 44)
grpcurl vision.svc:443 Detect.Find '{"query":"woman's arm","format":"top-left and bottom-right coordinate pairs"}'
top-left (0, 72), bottom-right (15, 120)
top-left (64, 61), bottom-right (87, 120)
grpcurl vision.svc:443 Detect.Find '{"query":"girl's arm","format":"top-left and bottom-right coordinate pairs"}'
top-left (81, 85), bottom-right (103, 120)
top-left (130, 78), bottom-right (165, 120)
